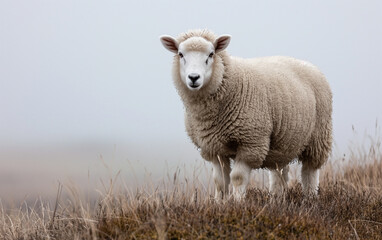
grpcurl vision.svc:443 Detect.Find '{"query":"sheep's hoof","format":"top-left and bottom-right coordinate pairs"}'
top-left (214, 190), bottom-right (224, 203)
top-left (232, 186), bottom-right (246, 201)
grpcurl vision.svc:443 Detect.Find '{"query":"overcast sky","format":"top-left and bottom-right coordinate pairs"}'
top-left (0, 1), bottom-right (381, 198)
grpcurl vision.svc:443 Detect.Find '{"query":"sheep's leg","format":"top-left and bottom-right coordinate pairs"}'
top-left (269, 165), bottom-right (289, 194)
top-left (230, 143), bottom-right (269, 201)
top-left (212, 157), bottom-right (231, 201)
top-left (230, 160), bottom-right (251, 201)
top-left (301, 163), bottom-right (319, 195)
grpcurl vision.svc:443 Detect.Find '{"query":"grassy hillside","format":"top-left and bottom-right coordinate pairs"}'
top-left (1, 136), bottom-right (381, 239)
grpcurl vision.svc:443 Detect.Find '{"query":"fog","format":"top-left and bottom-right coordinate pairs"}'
top-left (0, 0), bottom-right (381, 200)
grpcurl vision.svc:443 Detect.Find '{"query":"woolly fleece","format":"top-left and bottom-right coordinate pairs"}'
top-left (171, 30), bottom-right (332, 171)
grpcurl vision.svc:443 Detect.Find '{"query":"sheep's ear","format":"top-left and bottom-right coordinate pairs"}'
top-left (160, 35), bottom-right (179, 54)
top-left (214, 34), bottom-right (231, 53)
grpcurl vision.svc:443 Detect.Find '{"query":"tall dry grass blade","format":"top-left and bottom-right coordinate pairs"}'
top-left (351, 219), bottom-right (382, 226)
top-left (217, 155), bottom-right (227, 197)
top-left (274, 163), bottom-right (288, 192)
top-left (348, 220), bottom-right (360, 240)
top-left (49, 181), bottom-right (63, 229)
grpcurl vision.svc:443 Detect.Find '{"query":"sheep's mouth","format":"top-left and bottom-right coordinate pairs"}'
top-left (189, 83), bottom-right (201, 89)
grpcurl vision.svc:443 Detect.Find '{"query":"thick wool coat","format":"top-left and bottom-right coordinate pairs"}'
top-left (172, 30), bottom-right (332, 170)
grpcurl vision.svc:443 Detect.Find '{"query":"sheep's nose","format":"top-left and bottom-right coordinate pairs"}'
top-left (188, 73), bottom-right (200, 83)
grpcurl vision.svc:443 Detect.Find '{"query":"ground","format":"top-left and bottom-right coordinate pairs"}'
top-left (1, 138), bottom-right (381, 239)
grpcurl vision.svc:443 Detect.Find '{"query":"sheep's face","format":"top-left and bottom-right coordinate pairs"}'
top-left (160, 34), bottom-right (231, 92)
top-left (176, 37), bottom-right (215, 91)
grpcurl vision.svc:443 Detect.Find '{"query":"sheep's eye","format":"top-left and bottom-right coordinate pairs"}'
top-left (209, 52), bottom-right (214, 58)
top-left (178, 52), bottom-right (184, 58)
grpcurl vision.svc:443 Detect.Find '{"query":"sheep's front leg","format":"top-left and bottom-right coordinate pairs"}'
top-left (269, 165), bottom-right (289, 194)
top-left (231, 144), bottom-right (268, 201)
top-left (212, 157), bottom-right (231, 201)
top-left (230, 160), bottom-right (251, 201)
top-left (301, 163), bottom-right (319, 195)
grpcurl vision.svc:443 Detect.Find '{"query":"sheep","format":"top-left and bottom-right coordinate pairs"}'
top-left (160, 29), bottom-right (332, 200)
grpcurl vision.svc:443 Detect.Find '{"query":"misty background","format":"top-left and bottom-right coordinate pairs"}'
top-left (1, 1), bottom-right (381, 200)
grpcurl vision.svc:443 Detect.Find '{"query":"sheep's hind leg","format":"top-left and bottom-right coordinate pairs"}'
top-left (269, 165), bottom-right (289, 194)
top-left (212, 157), bottom-right (231, 201)
top-left (301, 163), bottom-right (319, 195)
top-left (230, 160), bottom-right (251, 201)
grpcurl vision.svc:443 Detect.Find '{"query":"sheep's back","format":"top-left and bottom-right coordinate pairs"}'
top-left (230, 56), bottom-right (330, 168)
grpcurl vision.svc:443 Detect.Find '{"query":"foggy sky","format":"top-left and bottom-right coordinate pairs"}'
top-left (0, 1), bottom-right (381, 198)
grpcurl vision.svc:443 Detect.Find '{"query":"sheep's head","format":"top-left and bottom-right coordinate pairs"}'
top-left (160, 33), bottom-right (230, 92)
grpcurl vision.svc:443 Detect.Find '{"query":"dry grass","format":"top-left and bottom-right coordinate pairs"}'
top-left (1, 133), bottom-right (381, 239)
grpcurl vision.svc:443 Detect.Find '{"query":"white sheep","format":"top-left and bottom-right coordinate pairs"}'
top-left (160, 29), bottom-right (332, 200)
